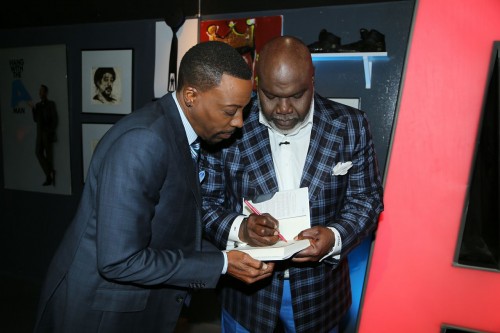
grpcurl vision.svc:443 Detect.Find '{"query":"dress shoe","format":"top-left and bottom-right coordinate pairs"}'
top-left (42, 177), bottom-right (52, 186)
top-left (42, 170), bottom-right (56, 186)
top-left (308, 29), bottom-right (341, 53)
top-left (338, 28), bottom-right (386, 53)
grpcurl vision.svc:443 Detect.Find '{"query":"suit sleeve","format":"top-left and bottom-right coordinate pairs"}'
top-left (95, 128), bottom-right (224, 287)
top-left (325, 112), bottom-right (384, 266)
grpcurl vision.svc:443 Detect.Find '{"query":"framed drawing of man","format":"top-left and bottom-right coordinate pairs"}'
top-left (81, 49), bottom-right (133, 114)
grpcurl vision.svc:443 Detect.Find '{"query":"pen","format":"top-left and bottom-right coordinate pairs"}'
top-left (243, 199), bottom-right (287, 242)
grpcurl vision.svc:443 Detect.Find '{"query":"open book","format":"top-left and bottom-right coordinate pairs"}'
top-left (236, 239), bottom-right (311, 261)
top-left (243, 187), bottom-right (311, 241)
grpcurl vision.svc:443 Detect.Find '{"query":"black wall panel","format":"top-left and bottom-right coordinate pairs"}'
top-left (0, 5), bottom-right (414, 330)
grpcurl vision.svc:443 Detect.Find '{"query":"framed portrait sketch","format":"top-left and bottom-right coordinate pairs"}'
top-left (82, 49), bottom-right (133, 114)
top-left (81, 123), bottom-right (113, 181)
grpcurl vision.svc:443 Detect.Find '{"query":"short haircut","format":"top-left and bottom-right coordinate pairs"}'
top-left (40, 84), bottom-right (48, 93)
top-left (177, 41), bottom-right (252, 92)
top-left (94, 67), bottom-right (116, 86)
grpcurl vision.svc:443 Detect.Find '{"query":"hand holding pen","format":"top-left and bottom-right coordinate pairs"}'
top-left (244, 199), bottom-right (287, 242)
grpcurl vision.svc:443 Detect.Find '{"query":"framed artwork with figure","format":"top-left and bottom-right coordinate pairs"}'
top-left (0, 44), bottom-right (72, 194)
top-left (82, 49), bottom-right (133, 114)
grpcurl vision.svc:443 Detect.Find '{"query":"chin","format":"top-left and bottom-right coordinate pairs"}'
top-left (272, 123), bottom-right (298, 135)
top-left (204, 137), bottom-right (220, 145)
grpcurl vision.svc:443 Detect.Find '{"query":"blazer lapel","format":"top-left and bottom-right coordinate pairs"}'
top-left (301, 96), bottom-right (346, 200)
top-left (160, 95), bottom-right (202, 243)
top-left (240, 109), bottom-right (279, 198)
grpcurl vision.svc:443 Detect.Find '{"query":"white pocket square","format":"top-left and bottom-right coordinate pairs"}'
top-left (332, 161), bottom-right (352, 176)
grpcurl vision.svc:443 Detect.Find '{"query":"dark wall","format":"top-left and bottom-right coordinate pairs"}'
top-left (1, 0), bottom-right (402, 29)
top-left (0, 1), bottom-right (414, 284)
top-left (204, 1), bottom-right (415, 176)
top-left (0, 20), bottom-right (156, 281)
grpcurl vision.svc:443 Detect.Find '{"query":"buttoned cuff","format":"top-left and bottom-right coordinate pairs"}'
top-left (319, 227), bottom-right (342, 262)
top-left (226, 215), bottom-right (248, 250)
top-left (221, 251), bottom-right (228, 274)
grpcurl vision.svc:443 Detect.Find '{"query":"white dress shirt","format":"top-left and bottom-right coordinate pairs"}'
top-left (228, 99), bottom-right (341, 263)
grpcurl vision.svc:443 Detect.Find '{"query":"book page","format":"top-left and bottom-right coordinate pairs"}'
top-left (236, 239), bottom-right (311, 261)
top-left (244, 187), bottom-right (311, 239)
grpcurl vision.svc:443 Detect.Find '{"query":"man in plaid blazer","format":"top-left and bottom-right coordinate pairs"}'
top-left (201, 36), bottom-right (384, 332)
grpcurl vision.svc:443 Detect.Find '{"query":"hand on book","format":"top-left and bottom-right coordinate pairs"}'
top-left (226, 250), bottom-right (275, 284)
top-left (291, 226), bottom-right (335, 263)
top-left (239, 213), bottom-right (282, 247)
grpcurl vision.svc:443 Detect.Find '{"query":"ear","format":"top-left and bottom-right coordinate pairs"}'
top-left (182, 86), bottom-right (198, 107)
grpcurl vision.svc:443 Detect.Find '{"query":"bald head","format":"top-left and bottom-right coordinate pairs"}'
top-left (256, 36), bottom-right (314, 85)
top-left (255, 36), bottom-right (315, 134)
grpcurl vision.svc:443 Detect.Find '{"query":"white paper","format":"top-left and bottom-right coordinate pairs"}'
top-left (244, 187), bottom-right (311, 240)
top-left (237, 239), bottom-right (311, 261)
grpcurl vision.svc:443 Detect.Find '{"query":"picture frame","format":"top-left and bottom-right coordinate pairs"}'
top-left (82, 49), bottom-right (133, 114)
top-left (81, 123), bottom-right (113, 181)
top-left (0, 44), bottom-right (72, 194)
top-left (199, 15), bottom-right (283, 91)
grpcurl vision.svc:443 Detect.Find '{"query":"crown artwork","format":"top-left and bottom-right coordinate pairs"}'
top-left (205, 18), bottom-right (255, 49)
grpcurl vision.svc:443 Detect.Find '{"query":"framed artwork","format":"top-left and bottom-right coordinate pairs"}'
top-left (329, 97), bottom-right (361, 109)
top-left (200, 15), bottom-right (283, 90)
top-left (81, 123), bottom-right (113, 181)
top-left (81, 49), bottom-right (133, 114)
top-left (0, 44), bottom-right (72, 194)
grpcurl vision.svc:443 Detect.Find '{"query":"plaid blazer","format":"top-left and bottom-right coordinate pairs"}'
top-left (201, 94), bottom-right (384, 333)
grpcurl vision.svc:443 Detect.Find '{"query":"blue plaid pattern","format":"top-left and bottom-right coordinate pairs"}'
top-left (190, 138), bottom-right (200, 164)
top-left (201, 94), bottom-right (384, 333)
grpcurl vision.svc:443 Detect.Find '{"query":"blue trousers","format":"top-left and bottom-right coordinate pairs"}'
top-left (221, 280), bottom-right (339, 333)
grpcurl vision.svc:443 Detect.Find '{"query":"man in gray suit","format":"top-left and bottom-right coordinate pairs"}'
top-left (33, 41), bottom-right (274, 333)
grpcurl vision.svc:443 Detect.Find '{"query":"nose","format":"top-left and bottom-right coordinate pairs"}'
top-left (230, 110), bottom-right (244, 128)
top-left (277, 98), bottom-right (292, 114)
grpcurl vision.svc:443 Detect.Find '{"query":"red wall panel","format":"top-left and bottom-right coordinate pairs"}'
top-left (359, 0), bottom-right (500, 332)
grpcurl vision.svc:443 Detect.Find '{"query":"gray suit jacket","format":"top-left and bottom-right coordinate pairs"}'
top-left (34, 94), bottom-right (224, 333)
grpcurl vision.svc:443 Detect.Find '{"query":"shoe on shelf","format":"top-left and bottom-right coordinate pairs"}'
top-left (307, 29), bottom-right (341, 53)
top-left (338, 28), bottom-right (386, 53)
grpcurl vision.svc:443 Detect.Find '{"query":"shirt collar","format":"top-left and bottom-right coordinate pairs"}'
top-left (172, 92), bottom-right (198, 145)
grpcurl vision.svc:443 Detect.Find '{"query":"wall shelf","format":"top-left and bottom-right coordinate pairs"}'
top-left (311, 52), bottom-right (388, 89)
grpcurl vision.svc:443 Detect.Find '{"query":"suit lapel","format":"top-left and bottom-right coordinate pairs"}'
top-left (301, 95), bottom-right (346, 200)
top-left (240, 107), bottom-right (279, 198)
top-left (160, 94), bottom-right (202, 243)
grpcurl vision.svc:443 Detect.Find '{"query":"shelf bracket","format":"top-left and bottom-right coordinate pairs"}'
top-left (311, 52), bottom-right (387, 90)
top-left (363, 55), bottom-right (372, 89)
